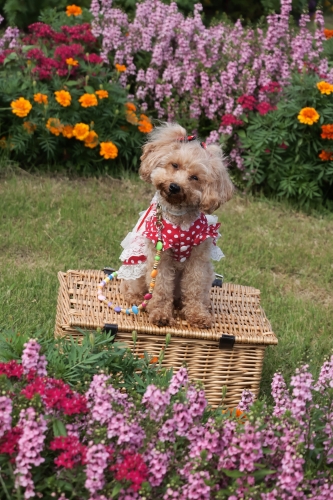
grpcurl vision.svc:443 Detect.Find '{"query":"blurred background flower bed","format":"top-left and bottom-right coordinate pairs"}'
top-left (1, 0), bottom-right (333, 206)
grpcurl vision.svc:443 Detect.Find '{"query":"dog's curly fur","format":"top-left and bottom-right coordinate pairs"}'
top-left (121, 122), bottom-right (233, 328)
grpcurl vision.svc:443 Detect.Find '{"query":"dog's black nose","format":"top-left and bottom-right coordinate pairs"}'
top-left (169, 183), bottom-right (180, 194)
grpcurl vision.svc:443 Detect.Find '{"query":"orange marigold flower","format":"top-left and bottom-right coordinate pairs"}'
top-left (78, 93), bottom-right (98, 108)
top-left (34, 93), bottom-right (48, 105)
top-left (10, 97), bottom-right (32, 118)
top-left (62, 125), bottom-right (74, 139)
top-left (324, 28), bottom-right (333, 39)
top-left (66, 4), bottom-right (82, 16)
top-left (100, 141), bottom-right (118, 159)
top-left (54, 90), bottom-right (71, 107)
top-left (125, 102), bottom-right (136, 112)
top-left (321, 124), bottom-right (333, 139)
top-left (150, 356), bottom-right (159, 364)
top-left (65, 58), bottom-right (79, 67)
top-left (316, 81), bottom-right (333, 95)
top-left (126, 110), bottom-right (138, 125)
top-left (23, 121), bottom-right (36, 134)
top-left (138, 114), bottom-right (153, 133)
top-left (115, 63), bottom-right (126, 72)
top-left (84, 130), bottom-right (99, 148)
top-left (46, 118), bottom-right (63, 136)
top-left (95, 90), bottom-right (108, 99)
top-left (319, 150), bottom-right (333, 161)
top-left (297, 107), bottom-right (319, 125)
top-left (73, 123), bottom-right (90, 141)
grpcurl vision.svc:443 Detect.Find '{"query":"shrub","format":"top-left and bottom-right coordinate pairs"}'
top-left (0, 337), bottom-right (333, 499)
top-left (89, 0), bottom-right (330, 144)
top-left (0, 8), bottom-right (151, 173)
top-left (235, 73), bottom-right (333, 208)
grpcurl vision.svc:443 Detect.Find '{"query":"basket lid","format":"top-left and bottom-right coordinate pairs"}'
top-left (58, 270), bottom-right (277, 346)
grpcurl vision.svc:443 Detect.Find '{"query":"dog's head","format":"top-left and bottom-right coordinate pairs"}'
top-left (139, 123), bottom-right (233, 214)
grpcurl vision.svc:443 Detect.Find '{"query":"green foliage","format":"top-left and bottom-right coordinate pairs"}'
top-left (2, 0), bottom-right (91, 29)
top-left (0, 9), bottom-right (150, 174)
top-left (236, 73), bottom-right (333, 208)
top-left (0, 328), bottom-right (173, 393)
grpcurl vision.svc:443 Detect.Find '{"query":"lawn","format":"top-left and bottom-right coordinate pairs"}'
top-left (0, 172), bottom-right (332, 400)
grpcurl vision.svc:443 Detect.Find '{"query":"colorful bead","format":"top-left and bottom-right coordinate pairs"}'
top-left (97, 208), bottom-right (165, 315)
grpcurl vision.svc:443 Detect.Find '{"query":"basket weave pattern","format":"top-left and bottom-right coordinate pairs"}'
top-left (55, 270), bottom-right (277, 407)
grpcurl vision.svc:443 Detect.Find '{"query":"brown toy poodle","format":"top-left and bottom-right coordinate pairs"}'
top-left (118, 122), bottom-right (233, 328)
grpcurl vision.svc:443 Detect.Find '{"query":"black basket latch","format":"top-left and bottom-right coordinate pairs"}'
top-left (103, 324), bottom-right (118, 338)
top-left (212, 273), bottom-right (224, 288)
top-left (219, 334), bottom-right (235, 349)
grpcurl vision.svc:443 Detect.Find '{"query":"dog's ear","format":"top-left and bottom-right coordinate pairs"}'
top-left (139, 143), bottom-right (156, 183)
top-left (199, 144), bottom-right (234, 214)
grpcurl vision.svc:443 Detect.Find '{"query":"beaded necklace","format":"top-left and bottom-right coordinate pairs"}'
top-left (97, 203), bottom-right (164, 315)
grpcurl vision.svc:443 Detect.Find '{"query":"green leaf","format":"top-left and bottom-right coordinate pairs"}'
top-left (111, 482), bottom-right (123, 498)
top-left (220, 468), bottom-right (245, 478)
top-left (253, 469), bottom-right (276, 480)
top-left (84, 85), bottom-right (95, 94)
top-left (237, 130), bottom-right (246, 139)
top-left (52, 419), bottom-right (67, 437)
top-left (66, 80), bottom-right (80, 87)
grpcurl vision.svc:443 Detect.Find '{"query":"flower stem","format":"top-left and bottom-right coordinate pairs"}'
top-left (0, 468), bottom-right (11, 500)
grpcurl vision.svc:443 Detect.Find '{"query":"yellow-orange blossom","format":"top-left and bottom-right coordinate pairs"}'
top-left (79, 94), bottom-right (98, 108)
top-left (10, 98), bottom-right (32, 118)
top-left (297, 107), bottom-right (319, 125)
top-left (100, 142), bottom-right (118, 159)
top-left (54, 90), bottom-right (71, 107)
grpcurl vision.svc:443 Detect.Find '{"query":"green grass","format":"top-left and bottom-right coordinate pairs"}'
top-left (1, 173), bottom-right (333, 399)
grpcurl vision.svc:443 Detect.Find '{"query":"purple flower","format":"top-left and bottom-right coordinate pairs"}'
top-left (85, 443), bottom-right (109, 495)
top-left (237, 389), bottom-right (255, 412)
top-left (0, 396), bottom-right (12, 438)
top-left (21, 339), bottom-right (47, 376)
top-left (14, 407), bottom-right (47, 499)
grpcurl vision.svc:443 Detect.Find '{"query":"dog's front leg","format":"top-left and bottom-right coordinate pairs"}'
top-left (146, 243), bottom-right (175, 327)
top-left (181, 239), bottom-right (215, 329)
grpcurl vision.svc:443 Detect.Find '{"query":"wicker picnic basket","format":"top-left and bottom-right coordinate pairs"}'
top-left (55, 269), bottom-right (277, 408)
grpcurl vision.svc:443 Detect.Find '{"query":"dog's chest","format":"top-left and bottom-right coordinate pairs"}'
top-left (145, 213), bottom-right (211, 262)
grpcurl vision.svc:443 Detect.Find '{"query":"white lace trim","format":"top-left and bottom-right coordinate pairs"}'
top-left (211, 245), bottom-right (224, 261)
top-left (119, 235), bottom-right (147, 261)
top-left (117, 262), bottom-right (147, 280)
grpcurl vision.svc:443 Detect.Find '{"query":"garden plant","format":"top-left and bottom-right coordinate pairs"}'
top-left (0, 6), bottom-right (152, 172)
top-left (0, 336), bottom-right (332, 499)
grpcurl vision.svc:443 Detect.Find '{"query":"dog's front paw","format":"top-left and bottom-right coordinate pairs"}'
top-left (185, 308), bottom-right (213, 329)
top-left (148, 308), bottom-right (175, 327)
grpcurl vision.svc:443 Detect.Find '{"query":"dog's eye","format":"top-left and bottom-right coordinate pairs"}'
top-left (171, 163), bottom-right (179, 169)
top-left (190, 175), bottom-right (198, 181)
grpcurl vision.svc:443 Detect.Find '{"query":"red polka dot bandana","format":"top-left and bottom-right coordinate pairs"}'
top-left (145, 213), bottom-right (220, 262)
top-left (121, 207), bottom-right (221, 266)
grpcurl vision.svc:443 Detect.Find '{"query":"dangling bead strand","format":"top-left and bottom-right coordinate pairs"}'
top-left (97, 240), bottom-right (163, 316)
